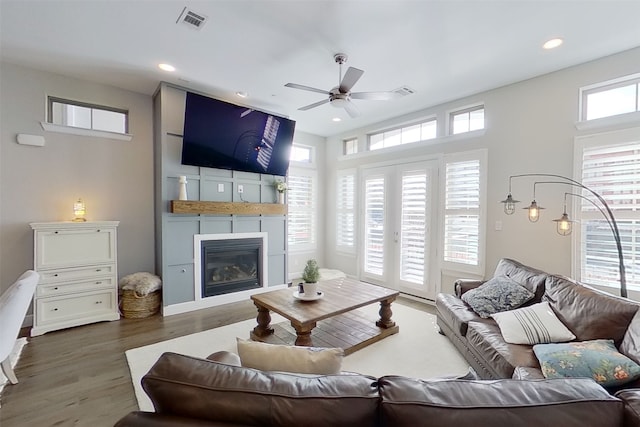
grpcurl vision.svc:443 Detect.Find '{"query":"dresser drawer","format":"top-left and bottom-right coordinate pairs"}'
top-left (36, 291), bottom-right (116, 324)
top-left (39, 264), bottom-right (115, 284)
top-left (37, 277), bottom-right (114, 297)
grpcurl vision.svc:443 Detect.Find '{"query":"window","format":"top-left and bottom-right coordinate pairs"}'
top-left (576, 135), bottom-right (640, 292)
top-left (581, 74), bottom-right (640, 121)
top-left (287, 169), bottom-right (316, 250)
top-left (290, 144), bottom-right (312, 163)
top-left (368, 119), bottom-right (437, 151)
top-left (336, 170), bottom-right (356, 252)
top-left (450, 105), bottom-right (484, 135)
top-left (443, 157), bottom-right (483, 269)
top-left (343, 138), bottom-right (358, 155)
top-left (48, 97), bottom-right (128, 134)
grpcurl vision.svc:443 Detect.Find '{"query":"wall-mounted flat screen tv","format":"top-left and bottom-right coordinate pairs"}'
top-left (181, 92), bottom-right (296, 176)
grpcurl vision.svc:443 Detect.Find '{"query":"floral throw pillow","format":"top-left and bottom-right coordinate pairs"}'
top-left (461, 275), bottom-right (535, 318)
top-left (533, 339), bottom-right (640, 387)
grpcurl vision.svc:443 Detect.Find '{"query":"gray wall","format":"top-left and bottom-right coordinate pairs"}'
top-left (323, 47), bottom-right (640, 296)
top-left (0, 62), bottom-right (155, 298)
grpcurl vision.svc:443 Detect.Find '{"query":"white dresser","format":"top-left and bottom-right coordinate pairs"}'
top-left (30, 221), bottom-right (120, 336)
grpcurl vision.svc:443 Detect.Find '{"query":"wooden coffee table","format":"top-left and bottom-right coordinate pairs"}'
top-left (250, 278), bottom-right (399, 355)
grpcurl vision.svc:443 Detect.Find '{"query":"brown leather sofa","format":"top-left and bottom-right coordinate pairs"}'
top-left (436, 258), bottom-right (640, 391)
top-left (115, 351), bottom-right (640, 427)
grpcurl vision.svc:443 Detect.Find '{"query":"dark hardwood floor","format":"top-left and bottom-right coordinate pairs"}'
top-left (0, 296), bottom-right (432, 426)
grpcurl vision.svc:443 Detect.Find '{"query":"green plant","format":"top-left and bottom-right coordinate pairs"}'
top-left (301, 259), bottom-right (320, 283)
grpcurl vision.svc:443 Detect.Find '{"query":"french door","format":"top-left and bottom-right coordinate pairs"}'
top-left (360, 161), bottom-right (439, 299)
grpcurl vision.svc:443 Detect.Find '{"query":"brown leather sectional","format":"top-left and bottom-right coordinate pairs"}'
top-left (115, 351), bottom-right (640, 426)
top-left (436, 258), bottom-right (640, 387)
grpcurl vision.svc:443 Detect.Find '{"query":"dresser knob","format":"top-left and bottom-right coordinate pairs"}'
top-left (95, 301), bottom-right (102, 304)
top-left (96, 281), bottom-right (102, 284)
top-left (53, 308), bottom-right (58, 311)
top-left (181, 269), bottom-right (186, 273)
top-left (54, 287), bottom-right (59, 290)
top-left (96, 269), bottom-right (102, 272)
top-left (53, 273), bottom-right (59, 277)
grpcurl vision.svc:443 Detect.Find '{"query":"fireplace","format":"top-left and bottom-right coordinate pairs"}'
top-left (194, 233), bottom-right (267, 299)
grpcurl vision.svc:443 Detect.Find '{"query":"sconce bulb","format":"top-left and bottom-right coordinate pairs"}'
top-left (554, 212), bottom-right (573, 236)
top-left (526, 200), bottom-right (542, 222)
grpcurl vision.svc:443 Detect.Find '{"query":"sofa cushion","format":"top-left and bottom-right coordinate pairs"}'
top-left (461, 276), bottom-right (534, 318)
top-left (378, 376), bottom-right (623, 427)
top-left (236, 338), bottom-right (343, 374)
top-left (491, 301), bottom-right (576, 345)
top-left (493, 258), bottom-right (549, 302)
top-left (534, 339), bottom-right (640, 387)
top-left (142, 352), bottom-right (379, 427)
top-left (620, 310), bottom-right (640, 365)
top-left (436, 293), bottom-right (492, 336)
top-left (544, 275), bottom-right (639, 345)
top-left (465, 321), bottom-right (540, 378)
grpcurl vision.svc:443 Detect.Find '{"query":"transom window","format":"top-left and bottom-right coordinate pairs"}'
top-left (581, 74), bottom-right (640, 121)
top-left (368, 119), bottom-right (437, 151)
top-left (290, 144), bottom-right (312, 163)
top-left (48, 96), bottom-right (128, 134)
top-left (343, 137), bottom-right (358, 155)
top-left (450, 105), bottom-right (484, 135)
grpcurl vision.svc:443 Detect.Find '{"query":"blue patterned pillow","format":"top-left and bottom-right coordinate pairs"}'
top-left (534, 339), bottom-right (640, 387)
top-left (461, 276), bottom-right (534, 318)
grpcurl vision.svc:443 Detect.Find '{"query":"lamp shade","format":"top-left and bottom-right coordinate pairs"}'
top-left (500, 193), bottom-right (519, 215)
top-left (553, 212), bottom-right (573, 236)
top-left (526, 200), bottom-right (544, 222)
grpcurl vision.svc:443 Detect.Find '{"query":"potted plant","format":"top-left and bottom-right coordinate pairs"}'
top-left (301, 259), bottom-right (320, 283)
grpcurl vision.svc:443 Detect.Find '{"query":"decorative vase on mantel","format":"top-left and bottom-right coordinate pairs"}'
top-left (277, 192), bottom-right (285, 204)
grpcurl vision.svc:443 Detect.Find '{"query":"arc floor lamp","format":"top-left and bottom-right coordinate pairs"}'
top-left (500, 173), bottom-right (627, 298)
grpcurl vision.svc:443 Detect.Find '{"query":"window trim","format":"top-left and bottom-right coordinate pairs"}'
top-left (448, 104), bottom-right (485, 136)
top-left (579, 72), bottom-right (640, 122)
top-left (287, 167), bottom-right (318, 252)
top-left (335, 168), bottom-right (357, 254)
top-left (573, 126), bottom-right (640, 296)
top-left (366, 116), bottom-right (438, 151)
top-left (42, 96), bottom-right (132, 141)
top-left (343, 137), bottom-right (358, 155)
top-left (440, 149), bottom-right (487, 276)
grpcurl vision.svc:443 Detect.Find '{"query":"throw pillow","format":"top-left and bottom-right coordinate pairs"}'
top-left (236, 338), bottom-right (344, 374)
top-left (491, 301), bottom-right (576, 345)
top-left (534, 339), bottom-right (640, 387)
top-left (461, 275), bottom-right (535, 318)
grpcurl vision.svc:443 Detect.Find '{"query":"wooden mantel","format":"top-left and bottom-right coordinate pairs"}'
top-left (170, 200), bottom-right (287, 215)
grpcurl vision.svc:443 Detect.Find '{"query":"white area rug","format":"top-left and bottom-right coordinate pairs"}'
top-left (126, 304), bottom-right (468, 411)
top-left (0, 337), bottom-right (28, 408)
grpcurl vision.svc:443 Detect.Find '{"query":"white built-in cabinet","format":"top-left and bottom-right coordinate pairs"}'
top-left (30, 221), bottom-right (120, 336)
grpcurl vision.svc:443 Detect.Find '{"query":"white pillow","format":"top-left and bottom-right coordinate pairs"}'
top-left (236, 338), bottom-right (344, 374)
top-left (491, 301), bottom-right (576, 345)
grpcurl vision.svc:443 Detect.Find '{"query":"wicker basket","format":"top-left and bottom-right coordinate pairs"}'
top-left (121, 289), bottom-right (161, 319)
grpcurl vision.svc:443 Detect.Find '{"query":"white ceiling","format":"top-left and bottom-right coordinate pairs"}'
top-left (1, 1), bottom-right (639, 137)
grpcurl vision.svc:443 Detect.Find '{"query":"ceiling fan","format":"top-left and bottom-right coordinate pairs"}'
top-left (285, 53), bottom-right (399, 118)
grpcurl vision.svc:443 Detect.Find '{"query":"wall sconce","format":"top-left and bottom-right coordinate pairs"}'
top-left (73, 198), bottom-right (86, 222)
top-left (501, 173), bottom-right (627, 298)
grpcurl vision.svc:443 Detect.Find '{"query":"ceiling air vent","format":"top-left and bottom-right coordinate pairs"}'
top-left (176, 7), bottom-right (207, 30)
top-left (393, 86), bottom-right (416, 97)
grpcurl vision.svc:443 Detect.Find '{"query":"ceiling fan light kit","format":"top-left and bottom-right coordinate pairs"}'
top-left (285, 53), bottom-right (400, 118)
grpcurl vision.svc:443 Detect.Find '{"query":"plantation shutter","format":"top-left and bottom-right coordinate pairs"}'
top-left (336, 171), bottom-right (356, 251)
top-left (399, 171), bottom-right (429, 284)
top-left (287, 172), bottom-right (316, 249)
top-left (580, 142), bottom-right (640, 289)
top-left (364, 176), bottom-right (385, 276)
top-left (443, 160), bottom-right (480, 266)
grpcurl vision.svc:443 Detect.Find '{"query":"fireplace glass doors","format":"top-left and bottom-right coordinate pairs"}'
top-left (201, 238), bottom-right (263, 298)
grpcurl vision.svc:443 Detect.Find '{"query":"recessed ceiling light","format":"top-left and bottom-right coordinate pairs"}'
top-left (158, 63), bottom-right (176, 72)
top-left (236, 91), bottom-right (248, 98)
top-left (543, 38), bottom-right (563, 50)
top-left (332, 117), bottom-right (342, 122)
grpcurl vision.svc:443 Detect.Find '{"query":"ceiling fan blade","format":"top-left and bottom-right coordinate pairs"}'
top-left (299, 98), bottom-right (330, 111)
top-left (339, 67), bottom-right (364, 93)
top-left (350, 91), bottom-right (400, 101)
top-left (285, 83), bottom-right (330, 95)
top-left (343, 100), bottom-right (360, 118)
